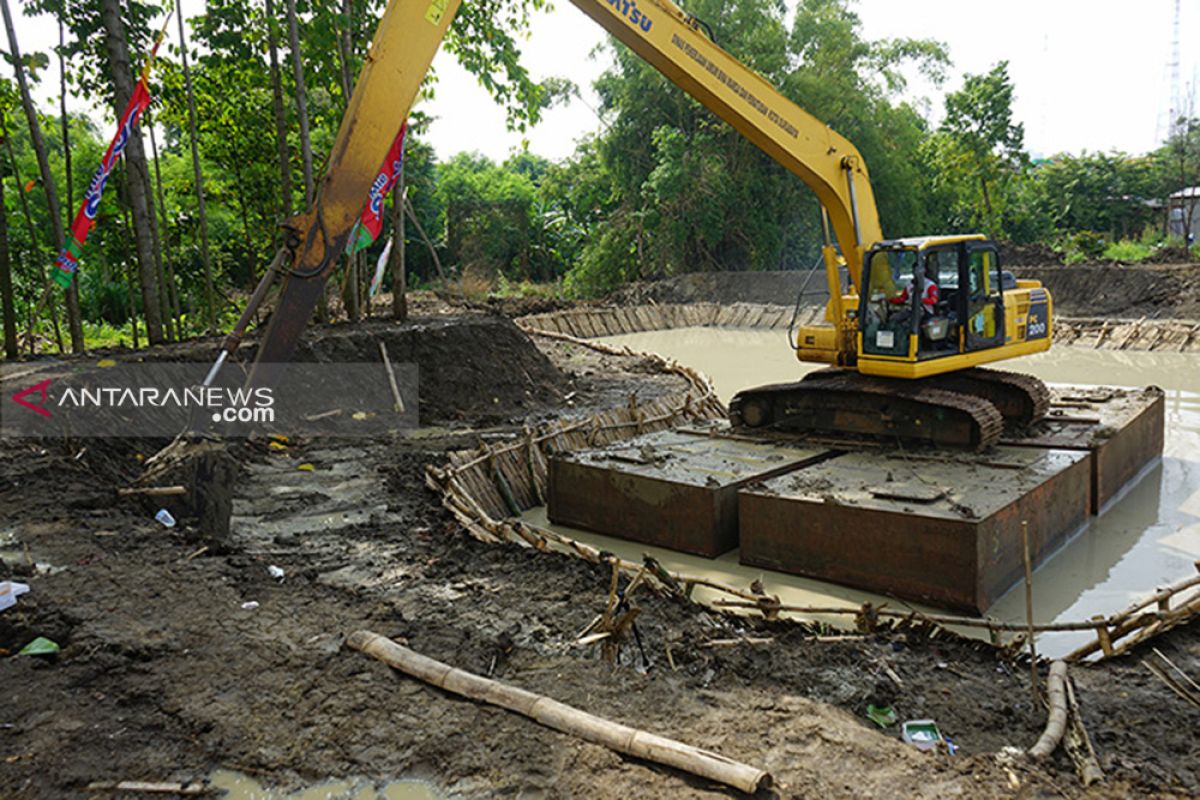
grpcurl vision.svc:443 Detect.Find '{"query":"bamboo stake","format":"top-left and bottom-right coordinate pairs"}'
top-left (1028, 661), bottom-right (1068, 759)
top-left (347, 631), bottom-right (772, 794)
top-left (1063, 677), bottom-right (1104, 785)
top-left (1022, 521), bottom-right (1039, 703)
top-left (378, 340), bottom-right (406, 413)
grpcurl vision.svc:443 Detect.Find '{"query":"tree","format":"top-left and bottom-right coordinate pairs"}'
top-left (565, 0), bottom-right (947, 295)
top-left (1159, 115), bottom-right (1199, 253)
top-left (284, 0), bottom-right (314, 207)
top-left (930, 61), bottom-right (1027, 236)
top-left (174, 0), bottom-right (217, 331)
top-left (0, 151), bottom-right (14, 358)
top-left (99, 0), bottom-right (164, 344)
top-left (1, 0), bottom-right (84, 350)
top-left (264, 0), bottom-right (292, 219)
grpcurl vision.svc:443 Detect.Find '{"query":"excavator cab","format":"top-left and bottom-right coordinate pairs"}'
top-left (852, 235), bottom-right (1049, 380)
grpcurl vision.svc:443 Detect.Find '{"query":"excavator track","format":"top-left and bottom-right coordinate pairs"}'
top-left (729, 369), bottom-right (1007, 451)
top-left (920, 368), bottom-right (1051, 428)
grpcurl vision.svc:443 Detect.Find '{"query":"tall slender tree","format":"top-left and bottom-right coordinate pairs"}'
top-left (99, 0), bottom-right (164, 344)
top-left (1, 110), bottom-right (62, 353)
top-left (264, 0), bottom-right (292, 219)
top-left (147, 117), bottom-right (181, 330)
top-left (1, 0), bottom-right (83, 351)
top-left (174, 0), bottom-right (217, 333)
top-left (284, 0), bottom-right (313, 207)
top-left (0, 154), bottom-right (15, 358)
top-left (389, 162), bottom-right (406, 321)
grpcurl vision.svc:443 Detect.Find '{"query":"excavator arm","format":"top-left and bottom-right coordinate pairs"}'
top-left (248, 0), bottom-right (883, 375)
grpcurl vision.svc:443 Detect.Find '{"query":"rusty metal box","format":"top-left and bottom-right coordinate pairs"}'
top-left (738, 447), bottom-right (1093, 613)
top-left (1004, 387), bottom-right (1164, 514)
top-left (547, 430), bottom-right (831, 557)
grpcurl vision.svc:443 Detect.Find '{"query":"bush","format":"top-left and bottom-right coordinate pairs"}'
top-left (1102, 239), bottom-right (1152, 263)
top-left (1057, 230), bottom-right (1107, 264)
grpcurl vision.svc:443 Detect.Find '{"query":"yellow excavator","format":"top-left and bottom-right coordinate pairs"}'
top-left (239, 0), bottom-right (1055, 450)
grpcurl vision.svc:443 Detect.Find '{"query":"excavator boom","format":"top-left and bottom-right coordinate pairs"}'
top-left (243, 0), bottom-right (1053, 453)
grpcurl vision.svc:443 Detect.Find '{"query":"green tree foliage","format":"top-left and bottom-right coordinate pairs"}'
top-left (562, 0), bottom-right (949, 296)
top-left (1030, 151), bottom-right (1160, 240)
top-left (923, 61), bottom-right (1027, 237)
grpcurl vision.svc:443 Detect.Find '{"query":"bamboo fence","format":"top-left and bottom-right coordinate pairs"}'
top-left (517, 303), bottom-right (1200, 354)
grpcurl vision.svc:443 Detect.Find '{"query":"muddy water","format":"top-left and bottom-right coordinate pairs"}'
top-left (208, 770), bottom-right (441, 799)
top-left (563, 327), bottom-right (1200, 657)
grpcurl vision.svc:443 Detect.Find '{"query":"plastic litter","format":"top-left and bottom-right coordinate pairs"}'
top-left (866, 704), bottom-right (897, 728)
top-left (0, 581), bottom-right (30, 612)
top-left (18, 637), bottom-right (60, 656)
top-left (155, 509), bottom-right (176, 528)
top-left (901, 719), bottom-right (944, 751)
top-left (241, 601), bottom-right (260, 610)
top-left (267, 565), bottom-right (285, 582)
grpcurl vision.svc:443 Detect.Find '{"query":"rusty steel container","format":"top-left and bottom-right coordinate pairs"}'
top-left (1004, 386), bottom-right (1164, 513)
top-left (738, 447), bottom-right (1093, 613)
top-left (547, 429), bottom-right (831, 557)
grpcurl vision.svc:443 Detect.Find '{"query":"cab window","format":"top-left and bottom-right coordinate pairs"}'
top-left (862, 248), bottom-right (918, 357)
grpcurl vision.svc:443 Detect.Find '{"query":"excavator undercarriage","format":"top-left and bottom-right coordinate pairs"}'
top-left (728, 367), bottom-right (1051, 451)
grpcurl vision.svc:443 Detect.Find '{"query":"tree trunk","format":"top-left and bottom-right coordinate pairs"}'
top-left (390, 160), bottom-right (406, 321)
top-left (148, 114), bottom-right (182, 334)
top-left (1, 112), bottom-right (63, 354)
top-left (145, 108), bottom-right (177, 339)
top-left (264, 0), bottom-right (292, 219)
top-left (174, 0), bottom-right (218, 333)
top-left (99, 0), bottom-right (164, 345)
top-left (1, 0), bottom-right (84, 352)
top-left (56, 16), bottom-right (85, 350)
top-left (337, 0), bottom-right (353, 108)
top-left (142, 108), bottom-right (173, 341)
top-left (285, 0), bottom-right (314, 207)
top-left (285, 0), bottom-right (322, 320)
top-left (0, 161), bottom-right (16, 359)
top-left (118, 169), bottom-right (140, 349)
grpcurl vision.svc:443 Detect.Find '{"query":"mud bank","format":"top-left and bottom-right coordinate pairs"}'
top-left (610, 262), bottom-right (1200, 323)
top-left (2, 312), bottom-right (1198, 799)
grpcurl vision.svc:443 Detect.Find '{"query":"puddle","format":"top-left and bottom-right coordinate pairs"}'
top-left (578, 327), bottom-right (1200, 657)
top-left (208, 770), bottom-right (442, 800)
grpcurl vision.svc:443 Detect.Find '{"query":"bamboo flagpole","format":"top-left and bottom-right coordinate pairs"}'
top-left (35, 9), bottom-right (172, 317)
top-left (347, 631), bottom-right (773, 794)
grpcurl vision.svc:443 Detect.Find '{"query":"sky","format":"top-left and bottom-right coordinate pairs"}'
top-left (9, 0), bottom-right (1200, 163)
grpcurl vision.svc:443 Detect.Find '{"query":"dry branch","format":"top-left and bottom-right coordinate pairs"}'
top-left (347, 630), bottom-right (772, 794)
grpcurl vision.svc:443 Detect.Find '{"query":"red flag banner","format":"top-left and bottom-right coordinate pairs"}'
top-left (52, 79), bottom-right (152, 289)
top-left (348, 122), bottom-right (408, 255)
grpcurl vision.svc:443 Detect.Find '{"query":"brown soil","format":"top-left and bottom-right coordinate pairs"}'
top-left (1011, 263), bottom-right (1200, 320)
top-left (2, 312), bottom-right (1197, 799)
top-left (610, 263), bottom-right (1200, 322)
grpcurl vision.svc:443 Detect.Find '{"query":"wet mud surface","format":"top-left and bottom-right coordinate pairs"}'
top-left (1, 310), bottom-right (1197, 798)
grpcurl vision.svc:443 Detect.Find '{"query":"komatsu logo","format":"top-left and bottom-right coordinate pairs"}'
top-left (607, 0), bottom-right (653, 32)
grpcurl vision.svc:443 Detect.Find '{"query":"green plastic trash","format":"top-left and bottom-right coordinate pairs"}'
top-left (866, 704), bottom-right (897, 728)
top-left (18, 637), bottom-right (60, 656)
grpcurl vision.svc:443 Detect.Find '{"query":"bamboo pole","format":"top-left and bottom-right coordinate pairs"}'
top-left (1022, 521), bottom-right (1039, 703)
top-left (1028, 661), bottom-right (1068, 759)
top-left (117, 485), bottom-right (187, 497)
top-left (347, 631), bottom-right (772, 794)
top-left (378, 340), bottom-right (406, 413)
top-left (1064, 678), bottom-right (1104, 785)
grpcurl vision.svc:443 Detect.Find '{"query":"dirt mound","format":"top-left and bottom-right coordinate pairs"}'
top-left (997, 241), bottom-right (1063, 267)
top-left (1012, 263), bottom-right (1200, 319)
top-left (612, 270), bottom-right (829, 308)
